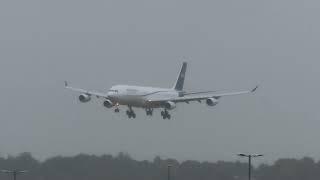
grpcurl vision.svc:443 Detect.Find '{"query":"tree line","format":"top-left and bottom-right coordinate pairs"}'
top-left (0, 152), bottom-right (319, 180)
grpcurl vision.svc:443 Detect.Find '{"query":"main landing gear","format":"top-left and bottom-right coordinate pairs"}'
top-left (146, 108), bottom-right (153, 116)
top-left (161, 109), bottom-right (171, 120)
top-left (126, 106), bottom-right (136, 119)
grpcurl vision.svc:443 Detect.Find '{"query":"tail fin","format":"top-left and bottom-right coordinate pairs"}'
top-left (173, 62), bottom-right (187, 91)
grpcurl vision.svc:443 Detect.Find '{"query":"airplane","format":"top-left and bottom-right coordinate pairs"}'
top-left (65, 62), bottom-right (258, 119)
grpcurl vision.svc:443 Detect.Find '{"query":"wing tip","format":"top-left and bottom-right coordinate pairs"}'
top-left (64, 81), bottom-right (68, 87)
top-left (251, 85), bottom-right (259, 93)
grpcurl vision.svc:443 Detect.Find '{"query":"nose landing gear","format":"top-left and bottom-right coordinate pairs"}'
top-left (114, 103), bottom-right (120, 113)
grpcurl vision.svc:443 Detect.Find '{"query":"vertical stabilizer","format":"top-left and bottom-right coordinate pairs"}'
top-left (173, 62), bottom-right (187, 91)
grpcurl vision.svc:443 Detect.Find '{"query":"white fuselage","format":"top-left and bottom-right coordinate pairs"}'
top-left (107, 85), bottom-right (179, 108)
top-left (65, 62), bottom-right (256, 119)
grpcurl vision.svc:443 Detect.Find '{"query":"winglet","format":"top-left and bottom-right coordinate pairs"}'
top-left (251, 85), bottom-right (259, 93)
top-left (64, 81), bottom-right (69, 87)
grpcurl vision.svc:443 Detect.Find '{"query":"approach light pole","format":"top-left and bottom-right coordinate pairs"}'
top-left (237, 154), bottom-right (263, 180)
top-left (167, 164), bottom-right (172, 180)
top-left (1, 170), bottom-right (28, 180)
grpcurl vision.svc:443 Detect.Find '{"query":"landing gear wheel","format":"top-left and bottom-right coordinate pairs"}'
top-left (126, 110), bottom-right (131, 118)
top-left (115, 108), bottom-right (120, 113)
top-left (126, 109), bottom-right (136, 119)
top-left (162, 113), bottom-right (166, 119)
top-left (146, 108), bottom-right (153, 116)
top-left (161, 110), bottom-right (171, 120)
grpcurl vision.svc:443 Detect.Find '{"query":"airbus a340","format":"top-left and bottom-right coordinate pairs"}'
top-left (65, 62), bottom-right (258, 119)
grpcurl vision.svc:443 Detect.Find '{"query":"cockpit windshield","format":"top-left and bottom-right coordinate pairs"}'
top-left (108, 89), bottom-right (118, 93)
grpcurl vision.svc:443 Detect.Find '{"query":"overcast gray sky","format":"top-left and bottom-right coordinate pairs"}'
top-left (0, 0), bottom-right (320, 164)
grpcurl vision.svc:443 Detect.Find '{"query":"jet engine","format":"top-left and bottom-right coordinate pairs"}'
top-left (206, 98), bottom-right (219, 106)
top-left (79, 94), bottom-right (91, 103)
top-left (164, 101), bottom-right (176, 110)
top-left (103, 99), bottom-right (114, 108)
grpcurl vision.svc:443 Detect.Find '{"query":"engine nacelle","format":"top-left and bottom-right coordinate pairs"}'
top-left (79, 94), bottom-right (91, 103)
top-left (206, 98), bottom-right (219, 106)
top-left (164, 101), bottom-right (176, 110)
top-left (103, 99), bottom-right (114, 108)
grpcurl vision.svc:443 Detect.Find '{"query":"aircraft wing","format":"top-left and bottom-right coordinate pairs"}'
top-left (147, 86), bottom-right (258, 103)
top-left (64, 81), bottom-right (108, 98)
